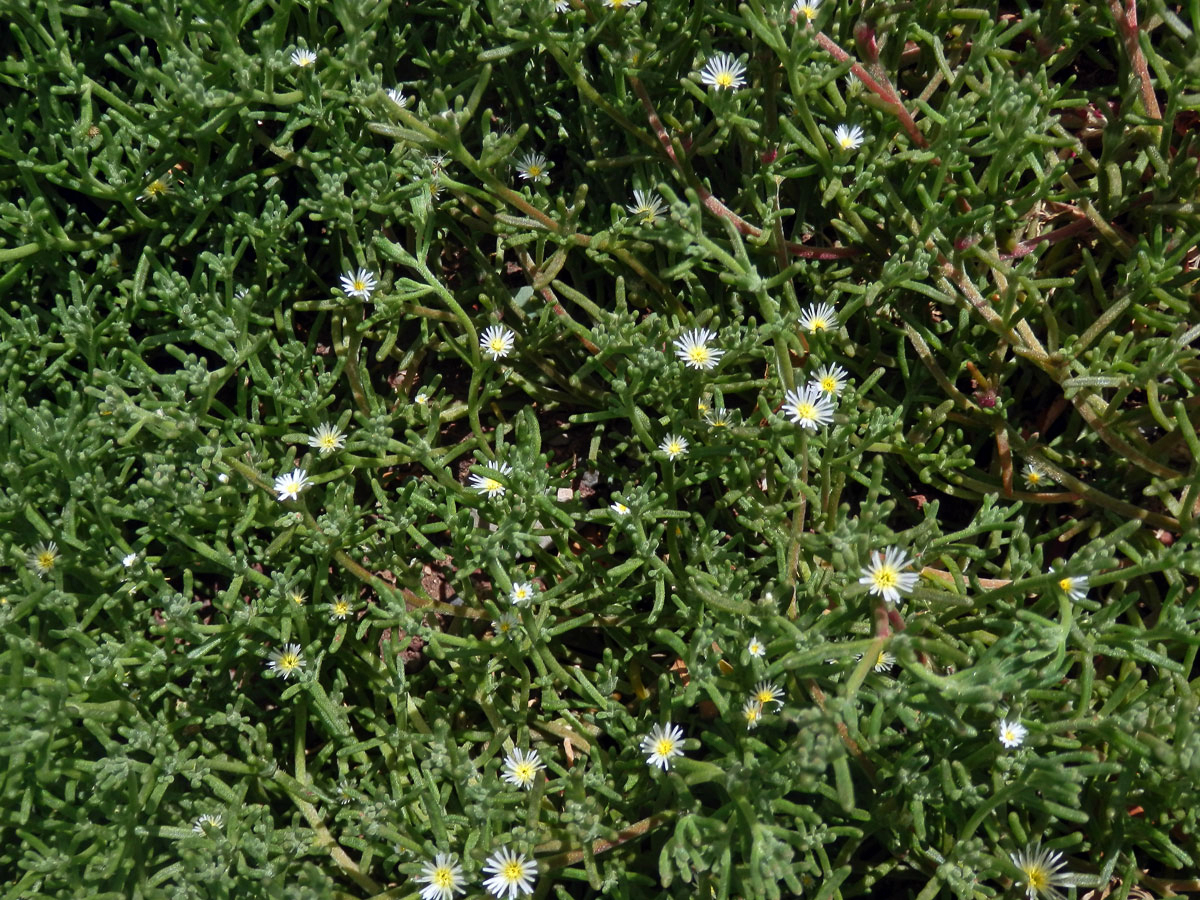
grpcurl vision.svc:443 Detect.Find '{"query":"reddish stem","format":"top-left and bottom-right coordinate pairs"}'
top-left (1108, 0), bottom-right (1161, 120)
top-left (631, 78), bottom-right (858, 260)
top-left (814, 30), bottom-right (926, 148)
top-left (1003, 216), bottom-right (1094, 259)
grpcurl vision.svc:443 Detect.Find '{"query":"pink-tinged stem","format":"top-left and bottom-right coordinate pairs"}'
top-left (1003, 216), bottom-right (1093, 259)
top-left (1108, 0), bottom-right (1161, 120)
top-left (814, 30), bottom-right (926, 148)
top-left (631, 77), bottom-right (858, 260)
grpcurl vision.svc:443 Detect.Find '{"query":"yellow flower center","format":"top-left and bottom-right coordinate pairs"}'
top-left (873, 568), bottom-right (898, 590)
top-left (37, 551), bottom-right (56, 571)
top-left (291, 593), bottom-right (304, 605)
top-left (145, 180), bottom-right (168, 196)
top-left (483, 478), bottom-right (502, 492)
top-left (810, 317), bottom-right (828, 330)
top-left (489, 338), bottom-right (507, 353)
top-left (820, 376), bottom-right (837, 392)
top-left (527, 165), bottom-right (542, 177)
top-left (800, 5), bottom-right (818, 20)
top-left (503, 861), bottom-right (523, 880)
top-left (839, 136), bottom-right (854, 149)
top-left (334, 601), bottom-right (349, 615)
top-left (716, 72), bottom-right (733, 88)
top-left (353, 279), bottom-right (367, 292)
top-left (1023, 865), bottom-right (1049, 890)
top-left (667, 442), bottom-right (683, 455)
top-left (688, 346), bottom-right (710, 364)
top-left (756, 689), bottom-right (775, 704)
top-left (1059, 577), bottom-right (1072, 591)
top-left (795, 402), bottom-right (816, 420)
top-left (278, 653), bottom-right (301, 671)
top-left (1028, 472), bottom-right (1041, 485)
top-left (514, 763), bottom-right (535, 781)
top-left (655, 738), bottom-right (675, 756)
top-left (433, 868), bottom-right (455, 888)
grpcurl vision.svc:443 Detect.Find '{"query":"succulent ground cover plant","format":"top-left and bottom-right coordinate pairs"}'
top-left (2, 1), bottom-right (1200, 898)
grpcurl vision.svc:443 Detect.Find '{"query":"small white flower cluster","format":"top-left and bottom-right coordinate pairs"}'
top-left (778, 302), bottom-right (855, 432)
top-left (414, 847), bottom-right (539, 900)
top-left (741, 680), bottom-right (785, 730)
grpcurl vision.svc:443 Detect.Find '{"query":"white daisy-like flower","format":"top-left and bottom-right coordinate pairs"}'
top-left (781, 385), bottom-right (836, 431)
top-left (554, 0), bottom-right (570, 11)
top-left (705, 408), bottom-right (732, 428)
top-left (386, 86), bottom-right (407, 106)
top-left (288, 589), bottom-right (306, 606)
top-left (340, 268), bottom-right (378, 300)
top-left (833, 123), bottom-right (864, 151)
top-left (480, 325), bottom-right (516, 360)
top-left (121, 552), bottom-right (138, 568)
top-left (138, 175), bottom-right (171, 202)
top-left (641, 722), bottom-right (685, 770)
top-left (501, 748), bottom-right (545, 789)
top-left (1056, 573), bottom-right (1090, 602)
top-left (792, 0), bottom-right (821, 21)
top-left (330, 597), bottom-right (352, 620)
top-left (873, 650), bottom-right (896, 673)
top-left (482, 847), bottom-right (538, 899)
top-left (274, 468), bottom-right (311, 502)
top-left (307, 422), bottom-right (346, 455)
top-left (493, 610), bottom-right (521, 640)
top-left (416, 852), bottom-right (467, 900)
top-left (998, 719), bottom-right (1028, 749)
top-left (291, 48), bottom-right (317, 68)
top-left (659, 434), bottom-right (689, 460)
top-left (672, 328), bottom-right (724, 370)
top-left (192, 814), bottom-right (222, 834)
top-left (627, 189), bottom-right (664, 224)
top-left (741, 698), bottom-right (764, 729)
top-left (414, 391), bottom-right (432, 407)
top-left (1023, 462), bottom-right (1053, 490)
top-left (1009, 843), bottom-right (1074, 900)
top-left (859, 546), bottom-right (920, 605)
top-left (515, 152), bottom-right (550, 184)
top-left (752, 680), bottom-right (785, 708)
top-left (809, 363), bottom-right (850, 397)
top-left (266, 643), bottom-right (306, 680)
top-left (748, 636), bottom-right (766, 658)
top-left (610, 500), bottom-right (630, 515)
top-left (470, 462), bottom-right (513, 497)
top-left (509, 582), bottom-right (536, 605)
top-left (603, 0), bottom-right (641, 8)
top-left (798, 302), bottom-right (839, 333)
top-left (699, 52), bottom-right (747, 91)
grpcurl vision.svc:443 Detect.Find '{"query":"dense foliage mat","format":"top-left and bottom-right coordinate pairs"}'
top-left (3, 1), bottom-right (1200, 898)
